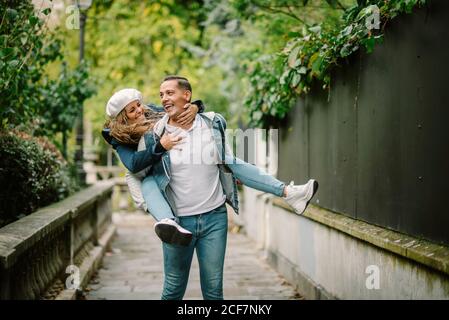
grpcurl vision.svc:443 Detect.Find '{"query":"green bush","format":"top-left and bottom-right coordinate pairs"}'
top-left (0, 131), bottom-right (78, 228)
top-left (1, 1), bottom-right (96, 158)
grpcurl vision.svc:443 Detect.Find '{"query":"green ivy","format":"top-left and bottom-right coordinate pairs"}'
top-left (0, 1), bottom-right (61, 127)
top-left (245, 0), bottom-right (427, 127)
top-left (1, 1), bottom-right (96, 157)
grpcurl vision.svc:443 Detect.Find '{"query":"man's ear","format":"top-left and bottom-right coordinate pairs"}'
top-left (184, 90), bottom-right (192, 102)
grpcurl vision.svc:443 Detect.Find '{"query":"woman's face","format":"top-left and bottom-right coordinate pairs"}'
top-left (124, 100), bottom-right (145, 124)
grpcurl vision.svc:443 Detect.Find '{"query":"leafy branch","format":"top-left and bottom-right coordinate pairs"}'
top-left (243, 0), bottom-right (427, 127)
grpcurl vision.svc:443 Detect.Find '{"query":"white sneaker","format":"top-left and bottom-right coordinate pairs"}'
top-left (154, 218), bottom-right (193, 246)
top-left (284, 179), bottom-right (319, 215)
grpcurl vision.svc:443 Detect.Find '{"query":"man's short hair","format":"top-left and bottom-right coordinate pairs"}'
top-left (161, 75), bottom-right (192, 94)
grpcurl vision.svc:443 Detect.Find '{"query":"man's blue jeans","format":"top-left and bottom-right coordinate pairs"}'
top-left (140, 157), bottom-right (285, 221)
top-left (161, 203), bottom-right (228, 300)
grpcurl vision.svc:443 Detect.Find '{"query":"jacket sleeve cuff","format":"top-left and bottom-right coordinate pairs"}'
top-left (147, 103), bottom-right (165, 113)
top-left (153, 141), bottom-right (167, 155)
top-left (110, 138), bottom-right (120, 150)
top-left (192, 100), bottom-right (205, 113)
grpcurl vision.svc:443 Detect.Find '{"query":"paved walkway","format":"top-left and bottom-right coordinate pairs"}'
top-left (85, 210), bottom-right (303, 300)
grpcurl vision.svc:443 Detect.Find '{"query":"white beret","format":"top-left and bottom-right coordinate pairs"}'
top-left (106, 88), bottom-right (143, 118)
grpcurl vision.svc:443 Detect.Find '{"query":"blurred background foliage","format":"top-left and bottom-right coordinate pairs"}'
top-left (58, 0), bottom-right (355, 161)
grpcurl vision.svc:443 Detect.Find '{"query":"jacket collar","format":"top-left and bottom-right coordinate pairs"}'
top-left (153, 112), bottom-right (216, 137)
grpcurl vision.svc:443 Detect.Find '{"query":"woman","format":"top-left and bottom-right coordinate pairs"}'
top-left (103, 88), bottom-right (318, 246)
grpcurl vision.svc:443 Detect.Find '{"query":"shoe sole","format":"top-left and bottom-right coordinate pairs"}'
top-left (305, 180), bottom-right (319, 212)
top-left (154, 224), bottom-right (192, 246)
top-left (297, 180), bottom-right (319, 215)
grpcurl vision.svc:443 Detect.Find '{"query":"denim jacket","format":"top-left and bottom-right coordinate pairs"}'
top-left (150, 112), bottom-right (239, 215)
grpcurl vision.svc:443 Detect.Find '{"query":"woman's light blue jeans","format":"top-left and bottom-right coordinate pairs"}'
top-left (225, 155), bottom-right (285, 197)
top-left (161, 203), bottom-right (228, 300)
top-left (140, 156), bottom-right (285, 221)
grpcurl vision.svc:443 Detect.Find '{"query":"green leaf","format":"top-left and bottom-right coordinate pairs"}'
top-left (29, 16), bottom-right (39, 26)
top-left (298, 66), bottom-right (307, 74)
top-left (309, 25), bottom-right (322, 34)
top-left (362, 36), bottom-right (377, 53)
top-left (6, 8), bottom-right (18, 19)
top-left (0, 48), bottom-right (14, 58)
top-left (42, 8), bottom-right (51, 15)
top-left (288, 45), bottom-right (301, 68)
top-left (8, 60), bottom-right (20, 68)
top-left (252, 111), bottom-right (262, 121)
top-left (293, 59), bottom-right (302, 68)
top-left (340, 43), bottom-right (352, 57)
top-left (288, 31), bottom-right (301, 38)
top-left (279, 70), bottom-right (290, 85)
top-left (0, 35), bottom-right (7, 46)
top-left (309, 53), bottom-right (324, 77)
top-left (341, 25), bottom-right (354, 37)
top-left (308, 52), bottom-right (319, 69)
top-left (291, 73), bottom-right (301, 87)
top-left (20, 34), bottom-right (28, 46)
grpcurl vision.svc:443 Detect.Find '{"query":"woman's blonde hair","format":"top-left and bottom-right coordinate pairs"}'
top-left (105, 107), bottom-right (164, 145)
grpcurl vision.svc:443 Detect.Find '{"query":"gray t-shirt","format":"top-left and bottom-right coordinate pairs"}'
top-left (165, 115), bottom-right (226, 216)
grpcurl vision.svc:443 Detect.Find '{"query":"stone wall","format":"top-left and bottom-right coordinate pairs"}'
top-left (0, 180), bottom-right (116, 300)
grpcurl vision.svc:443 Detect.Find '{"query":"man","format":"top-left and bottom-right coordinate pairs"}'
top-left (151, 75), bottom-right (235, 300)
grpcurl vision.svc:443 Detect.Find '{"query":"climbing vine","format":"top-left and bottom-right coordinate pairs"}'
top-left (244, 0), bottom-right (427, 126)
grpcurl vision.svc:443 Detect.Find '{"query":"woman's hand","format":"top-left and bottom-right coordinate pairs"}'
top-left (160, 132), bottom-right (184, 151)
top-left (177, 103), bottom-right (198, 126)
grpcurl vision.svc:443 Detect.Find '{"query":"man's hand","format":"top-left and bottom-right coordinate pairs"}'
top-left (160, 132), bottom-right (184, 151)
top-left (177, 103), bottom-right (198, 126)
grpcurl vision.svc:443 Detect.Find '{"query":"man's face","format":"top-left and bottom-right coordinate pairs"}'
top-left (159, 80), bottom-right (191, 120)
